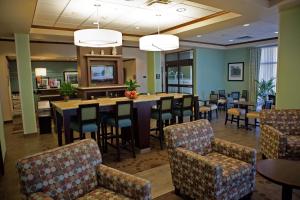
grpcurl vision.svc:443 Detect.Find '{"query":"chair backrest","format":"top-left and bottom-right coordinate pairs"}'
top-left (16, 139), bottom-right (102, 199)
top-left (164, 119), bottom-right (214, 155)
top-left (182, 95), bottom-right (193, 109)
top-left (158, 96), bottom-right (174, 114)
top-left (241, 90), bottom-right (248, 101)
top-left (210, 90), bottom-right (216, 95)
top-left (231, 91), bottom-right (240, 100)
top-left (78, 103), bottom-right (99, 125)
top-left (218, 90), bottom-right (226, 98)
top-left (260, 109), bottom-right (300, 134)
top-left (116, 100), bottom-right (133, 120)
top-left (268, 94), bottom-right (276, 105)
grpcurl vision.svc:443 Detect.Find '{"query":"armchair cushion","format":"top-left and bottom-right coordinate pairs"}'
top-left (78, 187), bottom-right (128, 200)
top-left (260, 125), bottom-right (287, 159)
top-left (164, 120), bottom-right (214, 155)
top-left (287, 136), bottom-right (300, 157)
top-left (29, 192), bottom-right (54, 200)
top-left (97, 165), bottom-right (151, 200)
top-left (212, 138), bottom-right (256, 165)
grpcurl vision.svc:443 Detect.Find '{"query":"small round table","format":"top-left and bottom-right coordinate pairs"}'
top-left (256, 159), bottom-right (300, 200)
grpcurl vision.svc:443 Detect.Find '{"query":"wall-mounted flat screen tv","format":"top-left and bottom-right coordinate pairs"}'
top-left (91, 65), bottom-right (114, 82)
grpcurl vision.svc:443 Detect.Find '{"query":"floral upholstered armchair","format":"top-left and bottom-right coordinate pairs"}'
top-left (16, 139), bottom-right (151, 200)
top-left (260, 109), bottom-right (300, 160)
top-left (164, 120), bottom-right (256, 200)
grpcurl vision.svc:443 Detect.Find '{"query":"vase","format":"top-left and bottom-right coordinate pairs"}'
top-left (112, 46), bottom-right (117, 55)
top-left (125, 90), bottom-right (138, 99)
top-left (64, 96), bottom-right (70, 101)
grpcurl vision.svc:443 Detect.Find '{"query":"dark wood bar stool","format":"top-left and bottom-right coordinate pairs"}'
top-left (103, 100), bottom-right (135, 161)
top-left (173, 94), bottom-right (194, 123)
top-left (70, 103), bottom-right (102, 150)
top-left (151, 96), bottom-right (174, 149)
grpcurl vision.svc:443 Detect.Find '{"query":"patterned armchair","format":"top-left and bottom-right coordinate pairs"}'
top-left (16, 139), bottom-right (151, 200)
top-left (260, 109), bottom-right (300, 160)
top-left (164, 120), bottom-right (256, 200)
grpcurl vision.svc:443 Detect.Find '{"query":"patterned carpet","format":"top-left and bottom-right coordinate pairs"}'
top-left (1, 115), bottom-right (300, 200)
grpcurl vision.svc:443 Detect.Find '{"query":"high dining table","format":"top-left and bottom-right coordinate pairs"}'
top-left (51, 93), bottom-right (199, 152)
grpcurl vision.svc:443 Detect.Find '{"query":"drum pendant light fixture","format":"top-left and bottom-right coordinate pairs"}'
top-left (74, 4), bottom-right (122, 47)
top-left (139, 13), bottom-right (179, 51)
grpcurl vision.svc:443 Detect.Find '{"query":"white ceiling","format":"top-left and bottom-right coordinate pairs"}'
top-left (33, 0), bottom-right (223, 35)
top-left (186, 20), bottom-right (279, 45)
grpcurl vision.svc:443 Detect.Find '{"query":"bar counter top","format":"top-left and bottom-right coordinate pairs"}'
top-left (52, 93), bottom-right (186, 112)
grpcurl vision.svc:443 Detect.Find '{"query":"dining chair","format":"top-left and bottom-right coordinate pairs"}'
top-left (70, 103), bottom-right (102, 149)
top-left (103, 100), bottom-right (135, 161)
top-left (231, 91), bottom-right (240, 101)
top-left (217, 90), bottom-right (227, 110)
top-left (173, 94), bottom-right (194, 123)
top-left (218, 90), bottom-right (226, 98)
top-left (241, 90), bottom-right (248, 101)
top-left (151, 96), bottom-right (174, 149)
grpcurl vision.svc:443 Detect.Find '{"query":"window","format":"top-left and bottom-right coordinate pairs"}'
top-left (259, 46), bottom-right (278, 90)
top-left (165, 50), bottom-right (194, 94)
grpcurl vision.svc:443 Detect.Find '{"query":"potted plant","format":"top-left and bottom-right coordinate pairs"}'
top-left (256, 77), bottom-right (275, 106)
top-left (59, 82), bottom-right (76, 101)
top-left (125, 79), bottom-right (140, 99)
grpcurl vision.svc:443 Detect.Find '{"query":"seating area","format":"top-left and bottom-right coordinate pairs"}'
top-left (0, 1), bottom-right (300, 200)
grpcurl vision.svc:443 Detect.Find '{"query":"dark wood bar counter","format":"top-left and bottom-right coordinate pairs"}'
top-left (52, 93), bottom-right (199, 152)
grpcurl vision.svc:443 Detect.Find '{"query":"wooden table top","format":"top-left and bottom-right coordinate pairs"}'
top-left (51, 93), bottom-right (188, 112)
top-left (256, 159), bottom-right (300, 189)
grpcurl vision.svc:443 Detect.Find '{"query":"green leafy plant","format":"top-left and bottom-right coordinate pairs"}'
top-left (59, 82), bottom-right (76, 97)
top-left (256, 78), bottom-right (275, 102)
top-left (125, 79), bottom-right (140, 91)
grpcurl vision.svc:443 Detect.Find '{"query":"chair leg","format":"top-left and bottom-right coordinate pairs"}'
top-left (70, 129), bottom-right (74, 142)
top-left (103, 123), bottom-right (108, 153)
top-left (216, 109), bottom-right (218, 119)
top-left (190, 116), bottom-right (193, 122)
top-left (208, 111), bottom-right (212, 121)
top-left (231, 115), bottom-right (234, 124)
top-left (159, 120), bottom-right (164, 150)
top-left (237, 116), bottom-right (240, 128)
top-left (91, 132), bottom-right (96, 140)
top-left (130, 126), bottom-right (136, 158)
top-left (115, 127), bottom-right (121, 161)
top-left (96, 128), bottom-right (102, 153)
top-left (179, 116), bottom-right (183, 123)
top-left (225, 113), bottom-right (228, 125)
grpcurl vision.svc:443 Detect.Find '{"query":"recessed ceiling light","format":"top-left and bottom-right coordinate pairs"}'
top-left (274, 31), bottom-right (278, 34)
top-left (176, 8), bottom-right (186, 12)
top-left (135, 26), bottom-right (140, 30)
top-left (229, 39), bottom-right (234, 42)
top-left (243, 23), bottom-right (250, 27)
top-left (196, 35), bottom-right (202, 38)
top-left (93, 22), bottom-right (99, 25)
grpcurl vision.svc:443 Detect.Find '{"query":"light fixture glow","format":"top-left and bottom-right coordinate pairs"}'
top-left (139, 34), bottom-right (179, 51)
top-left (35, 68), bottom-right (47, 77)
top-left (243, 23), bottom-right (250, 27)
top-left (229, 39), bottom-right (234, 42)
top-left (176, 8), bottom-right (186, 12)
top-left (196, 35), bottom-right (202, 38)
top-left (74, 4), bottom-right (122, 47)
top-left (274, 31), bottom-right (278, 34)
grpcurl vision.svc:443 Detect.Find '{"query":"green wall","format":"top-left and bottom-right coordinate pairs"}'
top-left (224, 48), bottom-right (250, 94)
top-left (0, 102), bottom-right (6, 162)
top-left (276, 5), bottom-right (300, 109)
top-left (195, 48), bottom-right (225, 99)
top-left (147, 52), bottom-right (161, 93)
top-left (9, 61), bottom-right (77, 92)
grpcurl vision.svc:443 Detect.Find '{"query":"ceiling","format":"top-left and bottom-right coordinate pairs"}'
top-left (0, 0), bottom-right (300, 47)
top-left (32, 0), bottom-right (230, 35)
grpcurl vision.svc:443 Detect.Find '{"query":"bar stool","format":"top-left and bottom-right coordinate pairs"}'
top-left (103, 100), bottom-right (135, 161)
top-left (225, 108), bottom-right (246, 128)
top-left (151, 96), bottom-right (174, 149)
top-left (70, 103), bottom-right (102, 150)
top-left (246, 111), bottom-right (260, 128)
top-left (173, 95), bottom-right (194, 123)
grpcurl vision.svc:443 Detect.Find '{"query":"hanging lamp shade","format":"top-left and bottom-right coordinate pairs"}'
top-left (74, 29), bottom-right (122, 47)
top-left (139, 34), bottom-right (179, 51)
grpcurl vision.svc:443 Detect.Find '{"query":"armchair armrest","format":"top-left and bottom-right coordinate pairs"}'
top-left (212, 138), bottom-right (256, 165)
top-left (28, 192), bottom-right (54, 200)
top-left (96, 164), bottom-right (151, 200)
top-left (260, 125), bottom-right (287, 159)
top-left (170, 148), bottom-right (223, 199)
